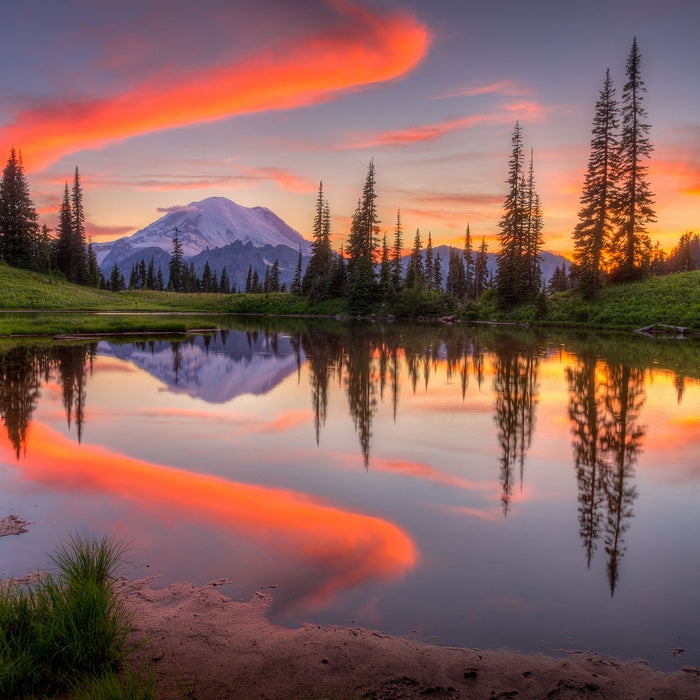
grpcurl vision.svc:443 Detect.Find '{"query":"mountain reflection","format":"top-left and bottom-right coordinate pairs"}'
top-left (566, 350), bottom-right (645, 595)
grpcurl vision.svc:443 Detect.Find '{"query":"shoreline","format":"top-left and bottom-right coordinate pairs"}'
top-left (121, 577), bottom-right (700, 699)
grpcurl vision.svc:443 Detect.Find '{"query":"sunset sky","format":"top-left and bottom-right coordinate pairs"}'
top-left (1, 0), bottom-right (697, 256)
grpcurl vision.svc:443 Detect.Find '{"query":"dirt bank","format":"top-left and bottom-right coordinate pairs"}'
top-left (121, 578), bottom-right (700, 699)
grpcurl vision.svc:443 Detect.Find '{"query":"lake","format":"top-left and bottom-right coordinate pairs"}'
top-left (0, 317), bottom-right (698, 671)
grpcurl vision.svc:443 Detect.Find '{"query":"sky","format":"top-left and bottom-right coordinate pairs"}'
top-left (1, 0), bottom-right (698, 256)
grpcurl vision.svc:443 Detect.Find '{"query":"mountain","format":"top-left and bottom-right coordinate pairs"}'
top-left (402, 245), bottom-right (569, 285)
top-left (94, 197), bottom-right (311, 281)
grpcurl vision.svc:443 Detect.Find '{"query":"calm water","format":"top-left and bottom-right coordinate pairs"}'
top-left (1, 317), bottom-right (698, 671)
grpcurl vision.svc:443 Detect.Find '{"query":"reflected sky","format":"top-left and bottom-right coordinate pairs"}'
top-left (0, 321), bottom-right (698, 670)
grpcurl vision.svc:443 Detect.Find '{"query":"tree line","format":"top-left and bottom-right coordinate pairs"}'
top-left (0, 38), bottom-right (694, 308)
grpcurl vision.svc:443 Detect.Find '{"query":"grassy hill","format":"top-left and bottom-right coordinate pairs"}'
top-left (479, 269), bottom-right (699, 331)
top-left (0, 262), bottom-right (697, 333)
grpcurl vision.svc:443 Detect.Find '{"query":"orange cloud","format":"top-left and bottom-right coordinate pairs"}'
top-left (3, 423), bottom-right (417, 607)
top-left (1, 3), bottom-right (430, 171)
top-left (438, 79), bottom-right (530, 100)
top-left (345, 102), bottom-right (545, 150)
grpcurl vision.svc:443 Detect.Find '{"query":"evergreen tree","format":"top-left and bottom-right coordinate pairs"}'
top-left (270, 259), bottom-right (281, 293)
top-left (138, 258), bottom-right (147, 289)
top-left (523, 150), bottom-right (544, 297)
top-left (0, 148), bottom-right (39, 269)
top-left (202, 261), bottom-right (213, 293)
top-left (108, 263), bottom-right (123, 291)
top-left (55, 184), bottom-right (75, 280)
top-left (425, 232), bottom-right (434, 292)
top-left (347, 160), bottom-right (380, 312)
top-left (245, 265), bottom-right (253, 293)
top-left (220, 266), bottom-right (231, 294)
top-left (611, 37), bottom-right (655, 280)
top-left (474, 236), bottom-right (489, 297)
top-left (34, 224), bottom-right (53, 273)
top-left (168, 226), bottom-right (184, 291)
top-left (327, 245), bottom-right (347, 298)
top-left (156, 267), bottom-right (164, 291)
top-left (433, 251), bottom-right (443, 290)
top-left (378, 234), bottom-right (392, 297)
top-left (251, 269), bottom-right (261, 293)
top-left (446, 247), bottom-right (466, 297)
top-left (302, 181), bottom-right (333, 300)
top-left (404, 229), bottom-right (424, 289)
top-left (464, 224), bottom-right (474, 300)
top-left (392, 209), bottom-right (404, 290)
top-left (146, 257), bottom-right (156, 290)
top-left (573, 68), bottom-right (620, 298)
top-left (291, 246), bottom-right (302, 295)
top-left (496, 122), bottom-right (527, 307)
top-left (70, 167), bottom-right (88, 284)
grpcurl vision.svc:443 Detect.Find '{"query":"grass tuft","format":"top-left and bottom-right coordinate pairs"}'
top-left (0, 533), bottom-right (135, 698)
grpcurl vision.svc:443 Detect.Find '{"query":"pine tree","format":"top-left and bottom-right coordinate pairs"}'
top-left (202, 261), bottom-right (213, 293)
top-left (425, 232), bottom-right (434, 292)
top-left (251, 269), bottom-right (261, 293)
top-left (611, 37), bottom-right (655, 280)
top-left (0, 149), bottom-right (39, 269)
top-left (220, 266), bottom-right (231, 294)
top-left (168, 226), bottom-right (184, 291)
top-left (433, 251), bottom-right (443, 291)
top-left (302, 181), bottom-right (333, 299)
top-left (86, 240), bottom-right (100, 287)
top-left (327, 245), bottom-right (347, 298)
top-left (496, 122), bottom-right (527, 307)
top-left (245, 265), bottom-right (253, 293)
top-left (404, 229), bottom-right (424, 290)
top-left (55, 184), bottom-right (74, 280)
top-left (378, 234), bottom-right (392, 297)
top-left (108, 263), bottom-right (123, 291)
top-left (573, 69), bottom-right (620, 298)
top-left (270, 259), bottom-right (281, 292)
top-left (70, 167), bottom-right (88, 284)
top-left (523, 150), bottom-right (544, 297)
top-left (34, 224), bottom-right (53, 273)
top-left (464, 224), bottom-right (474, 300)
top-left (392, 209), bottom-right (403, 290)
top-left (474, 236), bottom-right (489, 297)
top-left (146, 257), bottom-right (156, 290)
top-left (347, 160), bottom-right (380, 312)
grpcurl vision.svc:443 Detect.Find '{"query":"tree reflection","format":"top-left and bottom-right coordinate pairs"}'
top-left (0, 343), bottom-right (95, 455)
top-left (566, 354), bottom-right (644, 595)
top-left (492, 335), bottom-right (540, 517)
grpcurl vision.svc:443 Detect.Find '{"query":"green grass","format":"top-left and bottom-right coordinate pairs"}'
top-left (0, 534), bottom-right (134, 698)
top-left (471, 270), bottom-right (700, 331)
top-left (1, 262), bottom-right (698, 332)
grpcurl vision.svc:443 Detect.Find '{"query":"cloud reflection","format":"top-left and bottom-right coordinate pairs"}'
top-left (3, 423), bottom-right (417, 609)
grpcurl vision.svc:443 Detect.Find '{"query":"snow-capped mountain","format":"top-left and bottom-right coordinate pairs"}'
top-left (94, 196), bottom-right (310, 267)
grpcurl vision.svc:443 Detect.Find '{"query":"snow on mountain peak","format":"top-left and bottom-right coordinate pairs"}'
top-left (95, 196), bottom-right (310, 263)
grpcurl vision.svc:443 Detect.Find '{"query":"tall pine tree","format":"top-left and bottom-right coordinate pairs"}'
top-left (611, 37), bottom-right (655, 280)
top-left (572, 68), bottom-right (620, 298)
top-left (0, 149), bottom-right (38, 269)
top-left (496, 122), bottom-right (526, 307)
top-left (70, 167), bottom-right (88, 284)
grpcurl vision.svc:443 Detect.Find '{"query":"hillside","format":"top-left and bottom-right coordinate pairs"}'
top-left (0, 263), bottom-right (697, 333)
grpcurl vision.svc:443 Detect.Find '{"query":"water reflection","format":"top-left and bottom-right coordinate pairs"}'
top-left (0, 321), bottom-right (698, 645)
top-left (492, 334), bottom-right (540, 516)
top-left (0, 343), bottom-right (95, 456)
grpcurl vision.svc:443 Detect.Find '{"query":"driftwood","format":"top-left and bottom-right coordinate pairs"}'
top-left (634, 323), bottom-right (687, 337)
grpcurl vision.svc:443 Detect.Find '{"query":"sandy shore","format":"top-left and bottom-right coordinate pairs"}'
top-left (120, 578), bottom-right (700, 699)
